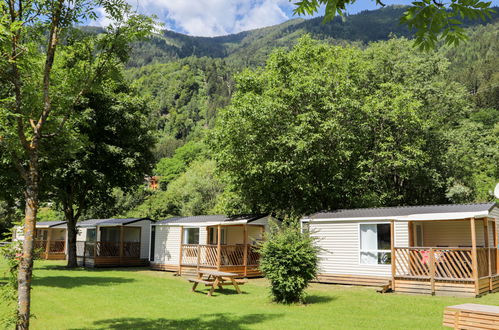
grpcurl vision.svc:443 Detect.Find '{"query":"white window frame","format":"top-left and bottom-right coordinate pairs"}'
top-left (183, 227), bottom-right (200, 245)
top-left (358, 222), bottom-right (392, 265)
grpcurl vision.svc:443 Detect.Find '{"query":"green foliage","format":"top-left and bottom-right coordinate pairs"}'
top-left (127, 57), bottom-right (234, 140)
top-left (258, 220), bottom-right (319, 304)
top-left (212, 36), bottom-right (471, 215)
top-left (444, 120), bottom-right (499, 202)
top-left (45, 82), bottom-right (156, 223)
top-left (126, 160), bottom-right (223, 218)
top-left (154, 141), bottom-right (207, 188)
top-left (293, 0), bottom-right (496, 49)
top-left (36, 207), bottom-right (63, 222)
top-left (166, 160), bottom-right (224, 216)
top-left (0, 241), bottom-right (22, 327)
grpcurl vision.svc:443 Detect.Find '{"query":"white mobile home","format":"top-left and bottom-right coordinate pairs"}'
top-left (150, 214), bottom-right (272, 277)
top-left (301, 203), bottom-right (499, 297)
top-left (75, 218), bottom-right (152, 267)
top-left (14, 221), bottom-right (67, 260)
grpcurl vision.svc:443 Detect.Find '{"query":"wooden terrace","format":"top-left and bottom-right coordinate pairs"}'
top-left (392, 217), bottom-right (499, 297)
top-left (35, 226), bottom-right (66, 260)
top-left (179, 224), bottom-right (263, 277)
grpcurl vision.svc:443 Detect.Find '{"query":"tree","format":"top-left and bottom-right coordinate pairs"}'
top-left (46, 84), bottom-right (155, 268)
top-left (126, 159), bottom-right (224, 219)
top-left (154, 141), bottom-right (206, 188)
top-left (292, 0), bottom-right (495, 49)
top-left (0, 1), bottom-right (153, 327)
top-left (212, 36), bottom-right (470, 216)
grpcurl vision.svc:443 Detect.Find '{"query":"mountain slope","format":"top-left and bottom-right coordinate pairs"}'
top-left (128, 6), bottom-right (499, 67)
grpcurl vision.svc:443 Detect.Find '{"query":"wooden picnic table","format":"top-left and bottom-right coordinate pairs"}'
top-left (188, 270), bottom-right (245, 296)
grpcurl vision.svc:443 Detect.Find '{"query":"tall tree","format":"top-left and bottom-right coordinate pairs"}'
top-left (0, 1), bottom-right (153, 327)
top-left (45, 84), bottom-right (155, 268)
top-left (292, 0), bottom-right (495, 49)
top-left (212, 37), bottom-right (470, 216)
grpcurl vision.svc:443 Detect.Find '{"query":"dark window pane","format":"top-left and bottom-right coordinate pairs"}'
top-left (377, 224), bottom-right (391, 250)
top-left (378, 252), bottom-right (391, 264)
top-left (185, 228), bottom-right (199, 244)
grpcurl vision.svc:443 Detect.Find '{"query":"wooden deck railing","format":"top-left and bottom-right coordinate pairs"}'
top-left (394, 247), bottom-right (498, 281)
top-left (181, 244), bottom-right (259, 268)
top-left (35, 240), bottom-right (65, 253)
top-left (76, 241), bottom-right (141, 258)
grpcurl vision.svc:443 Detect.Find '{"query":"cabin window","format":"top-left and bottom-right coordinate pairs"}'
top-left (208, 227), bottom-right (226, 245)
top-left (100, 227), bottom-right (119, 242)
top-left (359, 223), bottom-right (391, 265)
top-left (183, 228), bottom-right (199, 244)
top-left (86, 229), bottom-right (96, 242)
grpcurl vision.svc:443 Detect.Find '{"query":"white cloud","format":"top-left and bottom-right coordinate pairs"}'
top-left (112, 0), bottom-right (294, 37)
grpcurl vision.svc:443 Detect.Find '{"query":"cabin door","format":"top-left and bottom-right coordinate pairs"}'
top-left (413, 223), bottom-right (424, 247)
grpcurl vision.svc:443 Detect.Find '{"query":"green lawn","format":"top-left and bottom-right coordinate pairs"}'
top-left (1, 260), bottom-right (498, 329)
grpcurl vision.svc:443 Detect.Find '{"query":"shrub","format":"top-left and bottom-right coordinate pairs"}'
top-left (258, 219), bottom-right (319, 304)
top-left (0, 240), bottom-right (22, 327)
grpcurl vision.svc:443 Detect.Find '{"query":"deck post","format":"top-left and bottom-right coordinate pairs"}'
top-left (119, 225), bottom-right (124, 265)
top-left (484, 219), bottom-right (492, 292)
top-left (179, 226), bottom-right (184, 276)
top-left (217, 225), bottom-right (221, 271)
top-left (408, 221), bottom-right (414, 247)
top-left (196, 244), bottom-right (201, 272)
top-left (390, 221), bottom-right (395, 290)
top-left (470, 217), bottom-right (479, 296)
top-left (429, 247), bottom-right (435, 295)
top-left (83, 241), bottom-right (86, 266)
top-left (494, 218), bottom-right (498, 275)
top-left (45, 229), bottom-right (52, 259)
top-left (243, 224), bottom-right (248, 277)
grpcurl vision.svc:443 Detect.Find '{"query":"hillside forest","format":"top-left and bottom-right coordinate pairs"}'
top-left (1, 6), bottom-right (498, 233)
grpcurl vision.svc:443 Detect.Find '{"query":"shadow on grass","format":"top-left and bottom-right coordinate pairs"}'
top-left (36, 264), bottom-right (150, 272)
top-left (72, 313), bottom-right (282, 330)
top-left (192, 287), bottom-right (249, 296)
top-left (305, 294), bottom-right (336, 304)
top-left (33, 276), bottom-right (134, 289)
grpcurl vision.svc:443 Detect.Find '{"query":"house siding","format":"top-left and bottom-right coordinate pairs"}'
top-left (421, 220), bottom-right (486, 247)
top-left (308, 220), bottom-right (403, 277)
top-left (77, 227), bottom-right (87, 241)
top-left (153, 226), bottom-right (181, 265)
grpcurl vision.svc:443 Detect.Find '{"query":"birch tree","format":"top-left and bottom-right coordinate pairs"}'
top-left (0, 1), bottom-right (153, 328)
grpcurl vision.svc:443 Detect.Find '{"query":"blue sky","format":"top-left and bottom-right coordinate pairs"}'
top-left (94, 0), bottom-right (499, 37)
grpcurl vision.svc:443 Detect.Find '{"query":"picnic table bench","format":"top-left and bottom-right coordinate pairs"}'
top-left (443, 303), bottom-right (499, 329)
top-left (188, 270), bottom-right (246, 296)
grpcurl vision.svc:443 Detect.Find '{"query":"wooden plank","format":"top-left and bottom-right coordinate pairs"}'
top-left (471, 217), bottom-right (479, 296)
top-left (179, 226), bottom-right (184, 276)
top-left (429, 248), bottom-right (435, 295)
top-left (243, 224), bottom-right (248, 277)
top-left (494, 218), bottom-right (498, 275)
top-left (119, 226), bottom-right (124, 264)
top-left (390, 220), bottom-right (395, 289)
top-left (217, 225), bottom-right (221, 271)
top-left (408, 221), bottom-right (414, 247)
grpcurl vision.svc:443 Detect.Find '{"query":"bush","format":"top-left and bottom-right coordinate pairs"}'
top-left (258, 219), bottom-right (319, 304)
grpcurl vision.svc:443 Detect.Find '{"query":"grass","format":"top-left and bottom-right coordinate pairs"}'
top-left (1, 260), bottom-right (498, 329)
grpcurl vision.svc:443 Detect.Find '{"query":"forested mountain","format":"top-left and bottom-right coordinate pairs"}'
top-left (128, 6), bottom-right (499, 68)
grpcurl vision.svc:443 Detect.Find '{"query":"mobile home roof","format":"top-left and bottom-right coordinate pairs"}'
top-left (302, 203), bottom-right (496, 222)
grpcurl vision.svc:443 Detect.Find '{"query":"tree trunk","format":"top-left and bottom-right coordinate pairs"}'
top-left (66, 215), bottom-right (78, 268)
top-left (17, 161), bottom-right (39, 330)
